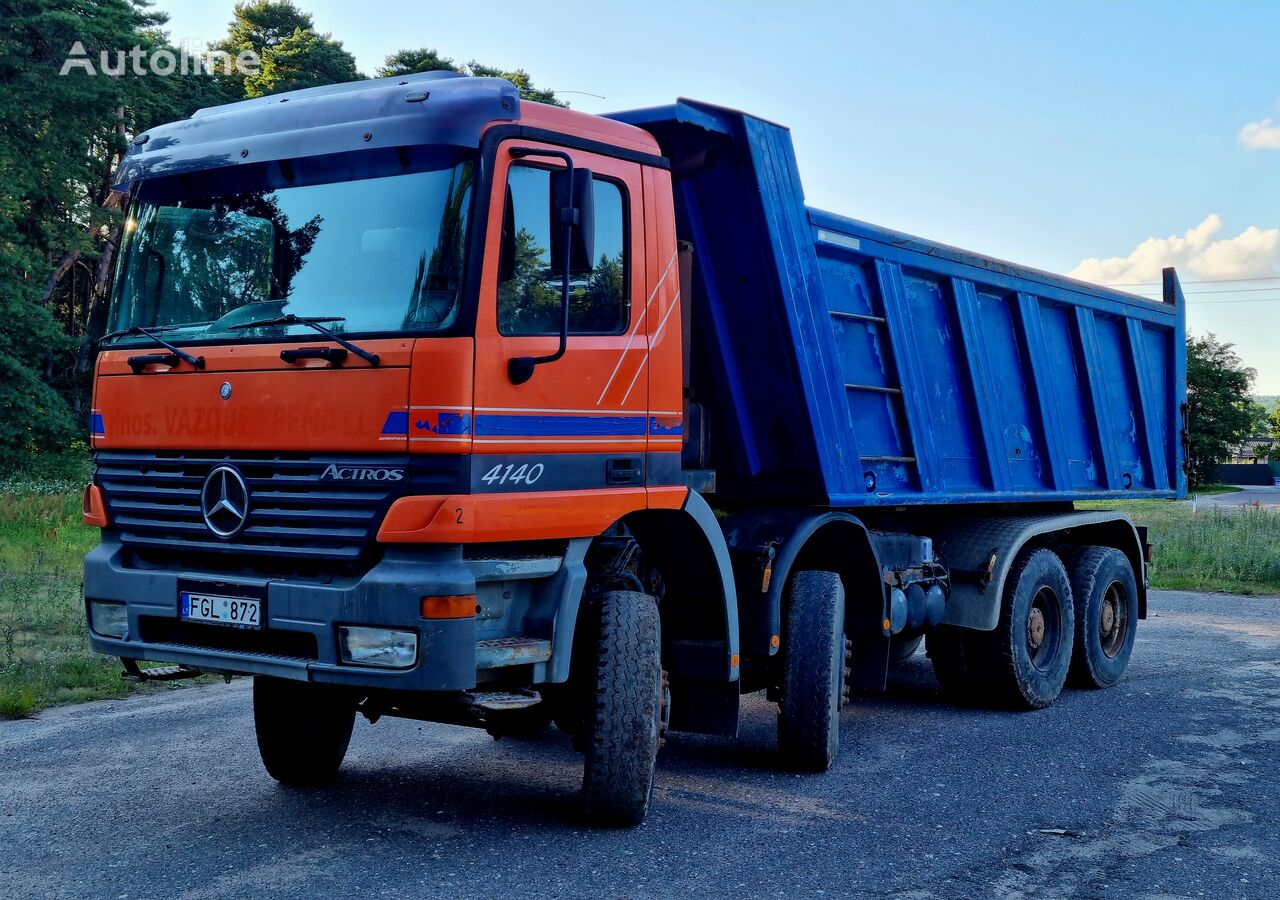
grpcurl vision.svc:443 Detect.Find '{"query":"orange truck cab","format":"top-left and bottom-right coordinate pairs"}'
top-left (85, 72), bottom-right (1180, 825)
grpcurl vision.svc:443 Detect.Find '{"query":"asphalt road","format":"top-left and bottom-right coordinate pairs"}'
top-left (1194, 485), bottom-right (1280, 511)
top-left (3, 589), bottom-right (1278, 900)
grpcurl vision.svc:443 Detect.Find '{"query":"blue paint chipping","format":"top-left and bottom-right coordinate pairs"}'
top-left (649, 417), bottom-right (684, 436)
top-left (415, 412), bottom-right (473, 435)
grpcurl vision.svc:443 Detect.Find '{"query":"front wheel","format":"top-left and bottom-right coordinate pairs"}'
top-left (581, 590), bottom-right (663, 827)
top-left (777, 570), bottom-right (847, 772)
top-left (253, 676), bottom-right (356, 786)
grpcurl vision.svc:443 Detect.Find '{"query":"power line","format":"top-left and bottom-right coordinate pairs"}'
top-left (1132, 286), bottom-right (1280, 297)
top-left (1186, 297), bottom-right (1280, 305)
top-left (1105, 275), bottom-right (1280, 287)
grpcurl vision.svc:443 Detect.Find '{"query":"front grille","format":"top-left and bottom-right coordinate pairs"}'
top-left (96, 451), bottom-right (416, 564)
top-left (139, 616), bottom-right (319, 660)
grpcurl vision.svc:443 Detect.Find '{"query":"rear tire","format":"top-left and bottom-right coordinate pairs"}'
top-left (927, 626), bottom-right (975, 698)
top-left (970, 548), bottom-right (1075, 710)
top-left (890, 634), bottom-right (923, 663)
top-left (1065, 546), bottom-right (1138, 688)
top-left (581, 590), bottom-right (663, 827)
top-left (253, 676), bottom-right (356, 786)
top-left (777, 570), bottom-right (847, 772)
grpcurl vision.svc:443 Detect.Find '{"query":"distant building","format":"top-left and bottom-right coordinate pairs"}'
top-left (1227, 436), bottom-right (1276, 464)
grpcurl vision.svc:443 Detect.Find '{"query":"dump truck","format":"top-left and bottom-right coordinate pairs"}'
top-left (83, 72), bottom-right (1186, 825)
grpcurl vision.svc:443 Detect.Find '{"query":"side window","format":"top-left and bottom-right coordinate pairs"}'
top-left (497, 164), bottom-right (628, 336)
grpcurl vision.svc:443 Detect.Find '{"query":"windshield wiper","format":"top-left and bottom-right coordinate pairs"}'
top-left (99, 325), bottom-right (206, 373)
top-left (230, 314), bottom-right (380, 367)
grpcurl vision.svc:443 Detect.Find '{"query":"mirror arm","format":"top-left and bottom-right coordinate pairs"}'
top-left (507, 147), bottom-right (575, 385)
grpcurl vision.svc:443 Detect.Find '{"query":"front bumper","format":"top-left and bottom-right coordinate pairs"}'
top-left (85, 536), bottom-right (482, 691)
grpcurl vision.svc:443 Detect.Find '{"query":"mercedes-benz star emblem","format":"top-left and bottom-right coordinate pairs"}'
top-left (220, 382), bottom-right (232, 400)
top-left (200, 466), bottom-right (250, 538)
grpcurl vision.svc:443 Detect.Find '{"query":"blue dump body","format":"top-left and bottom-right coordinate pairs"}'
top-left (611, 100), bottom-right (1187, 506)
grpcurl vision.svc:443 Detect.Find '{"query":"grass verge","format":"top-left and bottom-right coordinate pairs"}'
top-left (1079, 499), bottom-right (1280, 595)
top-left (0, 479), bottom-right (202, 719)
top-left (1190, 484), bottom-right (1243, 497)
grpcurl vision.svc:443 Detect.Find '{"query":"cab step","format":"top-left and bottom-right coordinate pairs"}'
top-left (120, 659), bottom-right (202, 683)
top-left (466, 690), bottom-right (541, 712)
top-left (475, 637), bottom-right (552, 668)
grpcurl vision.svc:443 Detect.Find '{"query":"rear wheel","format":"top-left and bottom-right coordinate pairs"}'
top-left (1066, 546), bottom-right (1138, 688)
top-left (581, 590), bottom-right (663, 827)
top-left (970, 548), bottom-right (1075, 709)
top-left (890, 634), bottom-right (923, 663)
top-left (777, 570), bottom-right (847, 772)
top-left (927, 626), bottom-right (975, 697)
top-left (253, 676), bottom-right (356, 786)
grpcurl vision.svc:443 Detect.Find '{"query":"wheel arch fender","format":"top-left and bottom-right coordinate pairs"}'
top-left (722, 508), bottom-right (887, 692)
top-left (932, 510), bottom-right (1147, 632)
top-left (622, 489), bottom-right (740, 683)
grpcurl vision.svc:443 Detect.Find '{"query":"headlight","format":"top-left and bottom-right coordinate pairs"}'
top-left (338, 626), bottom-right (418, 669)
top-left (89, 601), bottom-right (129, 639)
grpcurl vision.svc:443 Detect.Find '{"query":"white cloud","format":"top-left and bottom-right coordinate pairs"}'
top-left (1070, 214), bottom-right (1280, 285)
top-left (1239, 117), bottom-right (1280, 150)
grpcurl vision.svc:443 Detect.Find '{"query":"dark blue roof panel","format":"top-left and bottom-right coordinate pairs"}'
top-left (115, 71), bottom-right (519, 187)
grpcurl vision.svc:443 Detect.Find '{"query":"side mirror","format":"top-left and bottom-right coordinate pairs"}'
top-left (549, 167), bottom-right (595, 276)
top-left (506, 147), bottom-right (592, 385)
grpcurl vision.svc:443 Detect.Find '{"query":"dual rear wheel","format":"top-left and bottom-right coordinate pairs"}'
top-left (927, 544), bottom-right (1138, 708)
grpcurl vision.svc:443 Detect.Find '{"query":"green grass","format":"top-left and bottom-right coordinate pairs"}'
top-left (0, 479), bottom-right (202, 719)
top-left (1079, 499), bottom-right (1280, 595)
top-left (1190, 483), bottom-right (1243, 497)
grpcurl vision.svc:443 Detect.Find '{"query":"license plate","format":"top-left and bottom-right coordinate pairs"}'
top-left (180, 592), bottom-right (262, 629)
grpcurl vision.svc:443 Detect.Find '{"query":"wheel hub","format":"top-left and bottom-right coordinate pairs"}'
top-left (1100, 597), bottom-right (1116, 636)
top-left (1027, 607), bottom-right (1046, 649)
top-left (1099, 582), bottom-right (1128, 659)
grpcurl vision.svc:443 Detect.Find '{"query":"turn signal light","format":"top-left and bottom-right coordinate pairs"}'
top-left (420, 594), bottom-right (477, 619)
top-left (82, 484), bottom-right (109, 527)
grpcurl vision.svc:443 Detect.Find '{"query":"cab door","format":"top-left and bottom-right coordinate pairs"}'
top-left (472, 139), bottom-right (649, 494)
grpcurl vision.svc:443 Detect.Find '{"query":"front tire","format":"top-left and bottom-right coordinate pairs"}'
top-left (1066, 546), bottom-right (1138, 688)
top-left (777, 570), bottom-right (847, 772)
top-left (971, 548), bottom-right (1075, 710)
top-left (253, 676), bottom-right (356, 786)
top-left (581, 590), bottom-right (663, 827)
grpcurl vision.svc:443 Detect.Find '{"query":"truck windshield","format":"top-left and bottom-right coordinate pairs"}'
top-left (103, 151), bottom-right (474, 346)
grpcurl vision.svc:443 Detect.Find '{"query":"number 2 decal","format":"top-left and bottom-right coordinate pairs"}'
top-left (480, 462), bottom-right (545, 488)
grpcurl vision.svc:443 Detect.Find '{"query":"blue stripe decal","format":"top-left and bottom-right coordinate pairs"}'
top-left (475, 414), bottom-right (648, 437)
top-left (89, 413), bottom-right (105, 435)
top-left (380, 411), bottom-right (409, 435)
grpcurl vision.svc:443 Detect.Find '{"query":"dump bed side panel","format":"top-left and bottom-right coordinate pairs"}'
top-left (608, 100), bottom-right (1186, 506)
top-left (811, 212), bottom-right (1186, 504)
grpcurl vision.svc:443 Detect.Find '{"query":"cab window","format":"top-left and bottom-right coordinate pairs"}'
top-left (497, 164), bottom-right (628, 336)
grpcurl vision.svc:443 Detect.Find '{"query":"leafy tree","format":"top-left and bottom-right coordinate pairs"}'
top-left (464, 61), bottom-right (565, 106)
top-left (214, 1), bottom-right (361, 98)
top-left (376, 48), bottom-right (456, 78)
top-left (0, 0), bottom-right (229, 470)
top-left (1186, 333), bottom-right (1257, 485)
top-left (376, 47), bottom-right (565, 106)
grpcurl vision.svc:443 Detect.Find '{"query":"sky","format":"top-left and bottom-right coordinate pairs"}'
top-left (162, 0), bottom-right (1280, 391)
